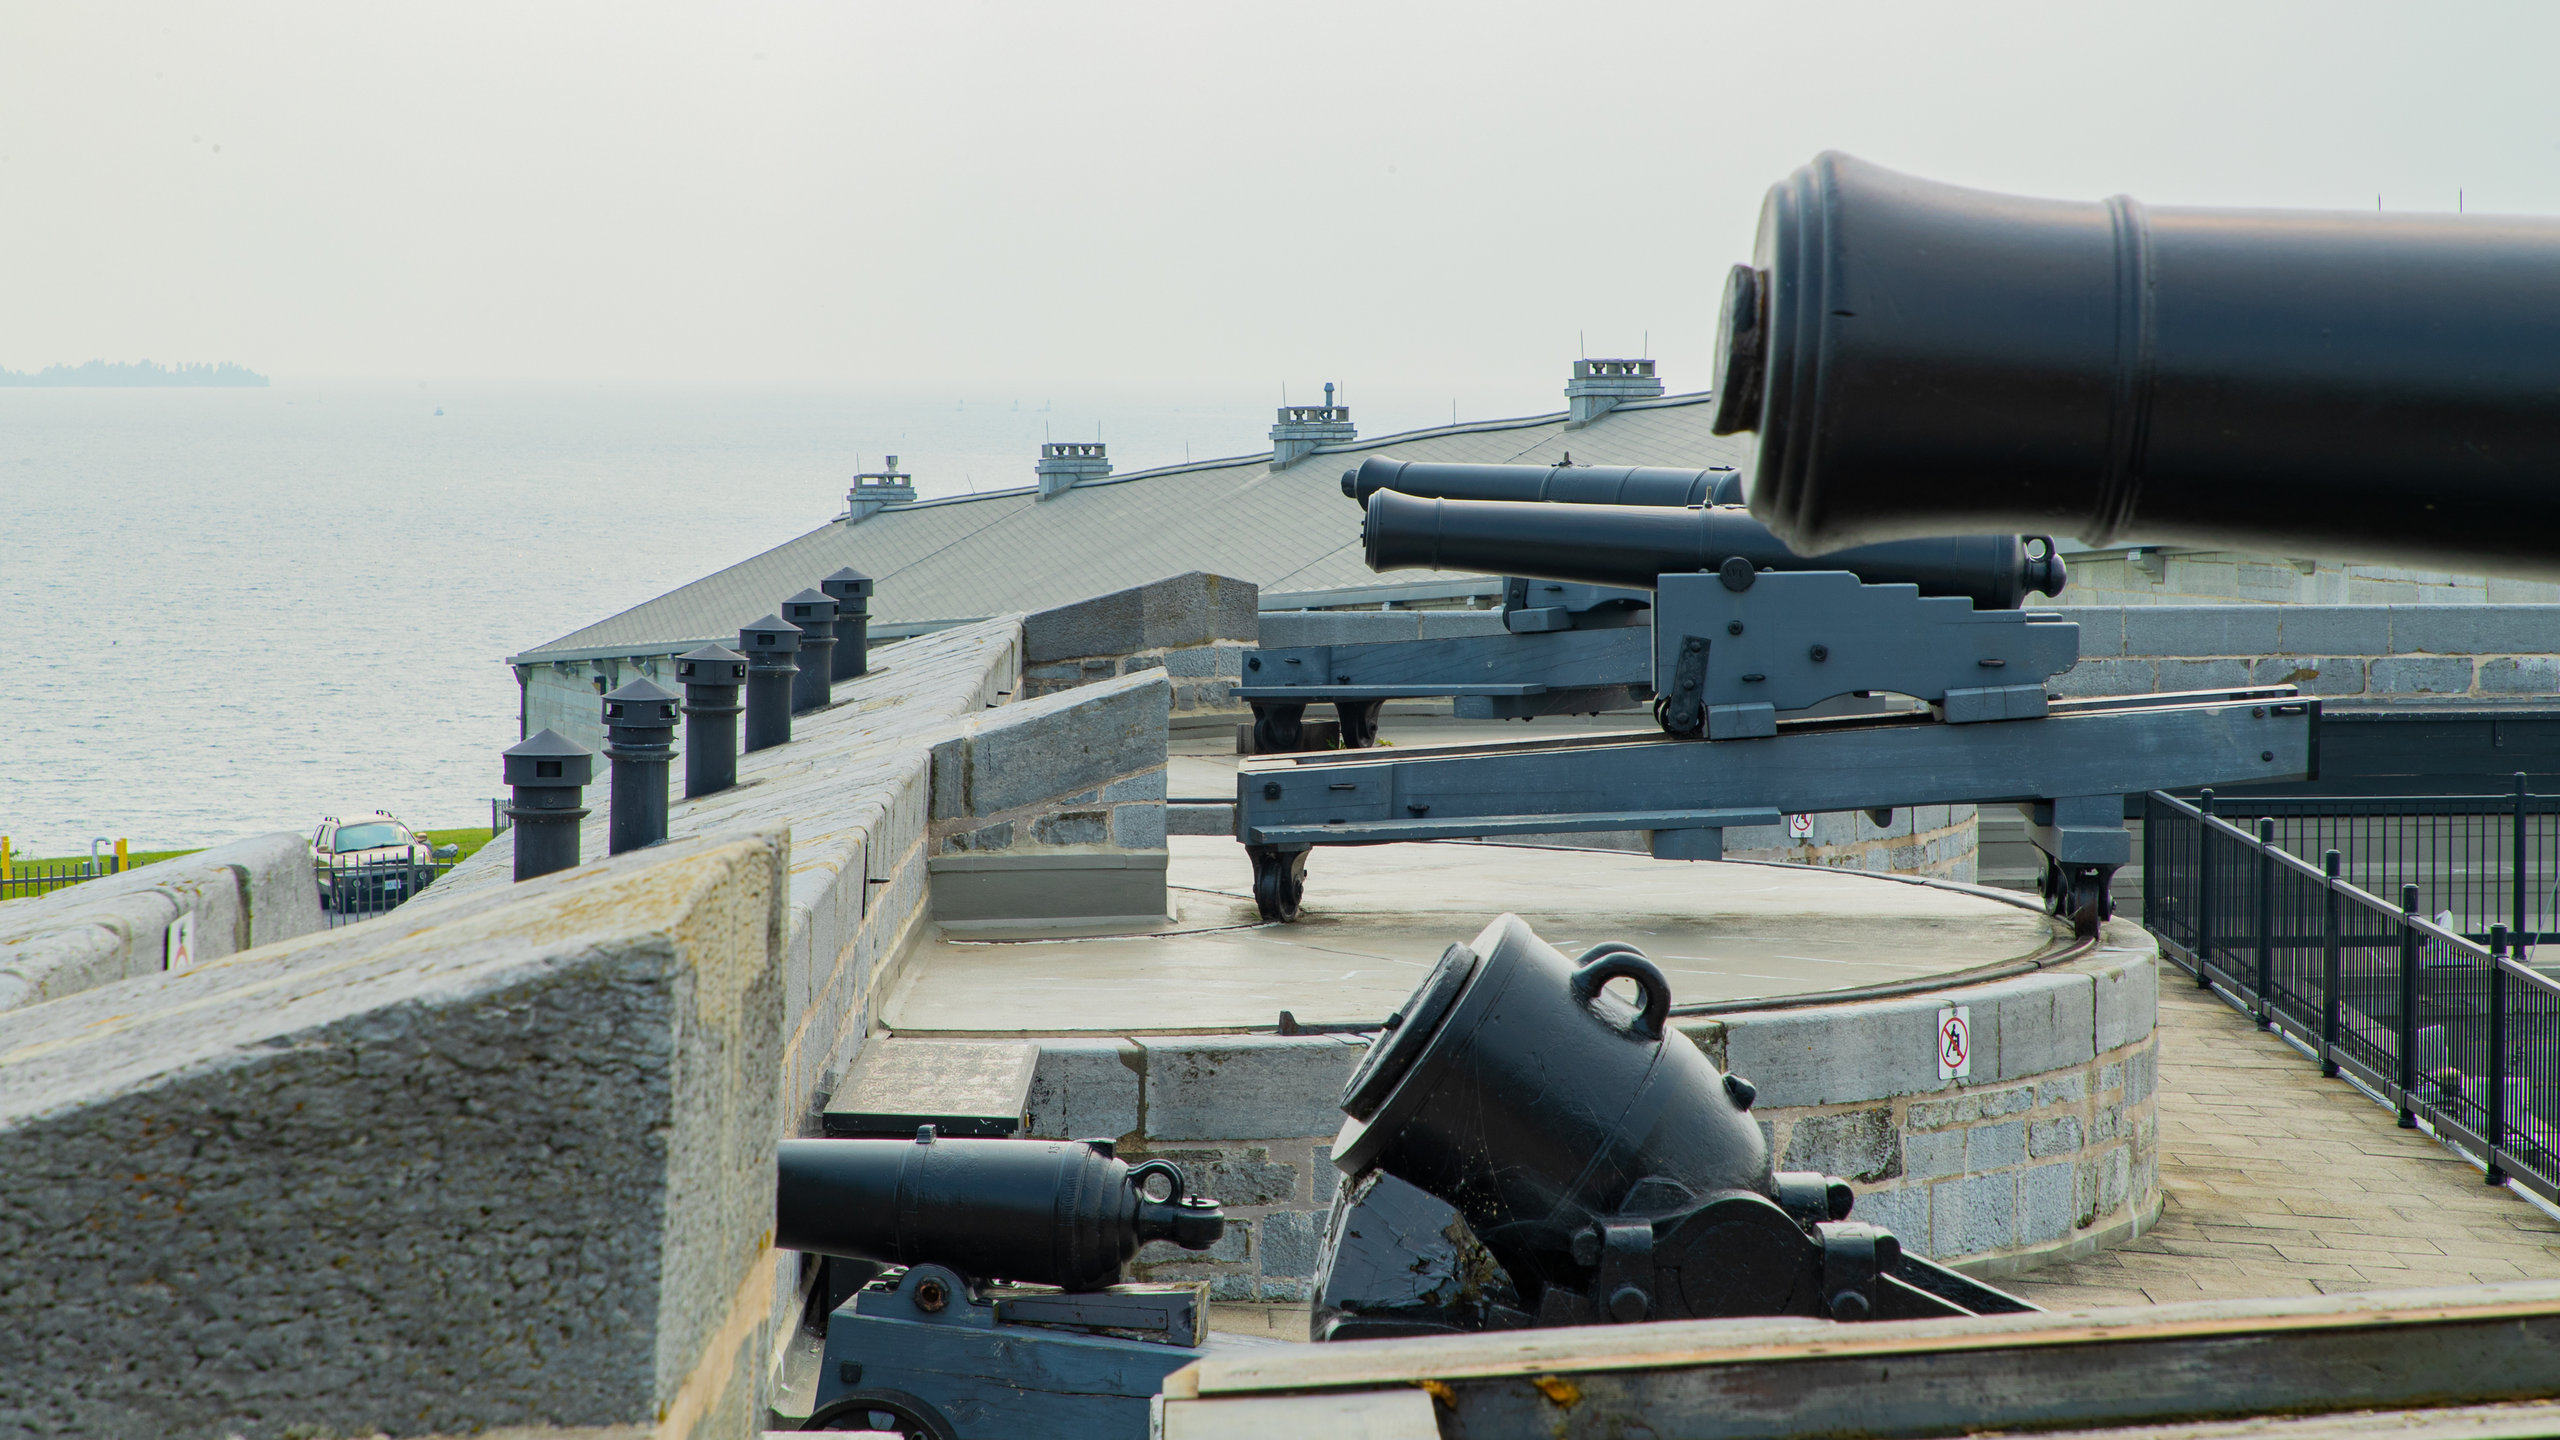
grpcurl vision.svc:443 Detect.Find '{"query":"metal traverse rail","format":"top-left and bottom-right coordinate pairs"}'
top-left (1237, 685), bottom-right (2318, 929)
top-left (2145, 789), bottom-right (2560, 1209)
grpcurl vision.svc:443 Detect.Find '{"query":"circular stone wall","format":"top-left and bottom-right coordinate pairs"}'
top-left (886, 846), bottom-right (2167, 1296)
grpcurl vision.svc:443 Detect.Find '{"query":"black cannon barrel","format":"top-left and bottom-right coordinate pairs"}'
top-left (1714, 151), bottom-right (2560, 577)
top-left (1343, 458), bottom-right (1746, 510)
top-left (1334, 915), bottom-right (1773, 1301)
top-left (1363, 490), bottom-right (2064, 610)
top-left (776, 1135), bottom-right (1225, 1292)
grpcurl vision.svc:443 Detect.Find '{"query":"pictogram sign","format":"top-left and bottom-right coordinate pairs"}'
top-left (1936, 1004), bottom-right (1972, 1080)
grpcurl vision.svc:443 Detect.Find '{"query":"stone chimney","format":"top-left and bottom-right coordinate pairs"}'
top-left (1270, 382), bottom-right (1356, 469)
top-left (1035, 441), bottom-right (1112, 499)
top-left (1565, 358), bottom-right (1665, 428)
top-left (841, 455), bottom-right (918, 524)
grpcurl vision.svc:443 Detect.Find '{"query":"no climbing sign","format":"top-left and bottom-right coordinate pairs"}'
top-left (1936, 1004), bottom-right (1972, 1081)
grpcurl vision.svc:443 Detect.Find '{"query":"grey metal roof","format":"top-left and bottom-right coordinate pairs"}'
top-left (508, 392), bottom-right (1746, 666)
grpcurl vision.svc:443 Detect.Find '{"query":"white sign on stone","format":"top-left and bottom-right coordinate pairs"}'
top-left (1786, 813), bottom-right (1813, 840)
top-left (1936, 1004), bottom-right (1972, 1081)
top-left (165, 910), bottom-right (197, 971)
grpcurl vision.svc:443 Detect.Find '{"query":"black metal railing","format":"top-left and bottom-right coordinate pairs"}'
top-left (2146, 789), bottom-right (2560, 1206)
top-left (2159, 776), bottom-right (2560, 949)
top-left (318, 854), bottom-right (460, 928)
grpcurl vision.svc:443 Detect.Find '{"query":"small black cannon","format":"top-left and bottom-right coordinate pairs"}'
top-left (776, 1134), bottom-right (1229, 1436)
top-left (1713, 151), bottom-right (2560, 576)
top-left (1342, 457), bottom-right (1748, 510)
top-left (1314, 914), bottom-right (2034, 1338)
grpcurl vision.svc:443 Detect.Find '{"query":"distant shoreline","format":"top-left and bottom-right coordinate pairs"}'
top-left (0, 360), bottom-right (269, 388)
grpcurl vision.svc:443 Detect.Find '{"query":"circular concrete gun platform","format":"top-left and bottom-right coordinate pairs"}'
top-left (882, 835), bottom-right (2067, 1035)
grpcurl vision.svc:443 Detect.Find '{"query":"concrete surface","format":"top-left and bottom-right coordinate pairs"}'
top-left (2008, 981), bottom-right (2560, 1310)
top-left (882, 836), bottom-right (2060, 1034)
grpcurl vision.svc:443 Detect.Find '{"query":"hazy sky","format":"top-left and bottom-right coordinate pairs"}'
top-left (6, 2), bottom-right (2556, 394)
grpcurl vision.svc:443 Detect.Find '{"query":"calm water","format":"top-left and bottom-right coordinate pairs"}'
top-left (0, 379), bottom-right (1511, 853)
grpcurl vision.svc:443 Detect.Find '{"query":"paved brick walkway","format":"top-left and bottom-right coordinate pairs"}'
top-left (2008, 979), bottom-right (2560, 1310)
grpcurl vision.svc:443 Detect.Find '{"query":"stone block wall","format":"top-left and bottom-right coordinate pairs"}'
top-left (0, 829), bottom-right (791, 1440)
top-left (1020, 571), bottom-right (1259, 715)
top-left (2050, 605), bottom-right (2560, 702)
top-left (1697, 920), bottom-right (2162, 1275)
top-left (927, 669), bottom-right (1174, 926)
top-left (2056, 548), bottom-right (2560, 609)
top-left (1723, 804), bottom-right (1981, 883)
top-left (929, 669), bottom-right (1170, 857)
top-left (1024, 1034), bottom-right (1365, 1301)
top-left (0, 832), bottom-right (321, 1014)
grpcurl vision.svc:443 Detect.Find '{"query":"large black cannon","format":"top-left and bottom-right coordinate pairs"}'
top-left (1362, 489), bottom-right (2067, 611)
top-left (1314, 913), bottom-right (2032, 1337)
top-left (1343, 457), bottom-right (1747, 510)
top-left (1713, 151), bottom-right (2560, 575)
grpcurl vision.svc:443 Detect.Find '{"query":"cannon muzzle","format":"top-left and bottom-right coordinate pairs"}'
top-left (1362, 490), bottom-right (2064, 610)
top-left (1715, 151), bottom-right (2560, 577)
top-left (776, 1135), bottom-right (1225, 1291)
top-left (1343, 458), bottom-right (1746, 510)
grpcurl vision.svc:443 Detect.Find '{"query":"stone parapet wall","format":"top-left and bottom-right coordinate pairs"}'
top-left (2048, 605), bottom-right (2560, 701)
top-left (2057, 548), bottom-right (2560, 609)
top-left (0, 829), bottom-right (792, 1440)
top-left (442, 615), bottom-right (1028, 1388)
top-left (1020, 572), bottom-right (1259, 715)
top-left (0, 832), bottom-right (320, 1014)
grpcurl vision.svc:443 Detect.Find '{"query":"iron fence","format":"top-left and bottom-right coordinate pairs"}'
top-left (0, 857), bottom-right (123, 901)
top-left (2146, 789), bottom-right (2560, 1207)
top-left (319, 854), bottom-right (461, 928)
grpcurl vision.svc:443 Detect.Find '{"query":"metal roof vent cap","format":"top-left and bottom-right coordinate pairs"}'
top-left (1565, 358), bottom-right (1665, 428)
top-left (1271, 382), bottom-right (1356, 469)
top-left (1035, 441), bottom-right (1113, 499)
top-left (842, 455), bottom-right (918, 524)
